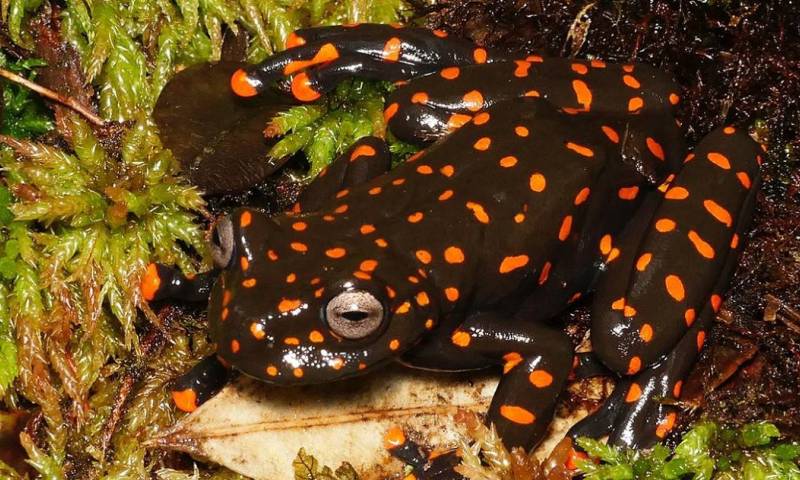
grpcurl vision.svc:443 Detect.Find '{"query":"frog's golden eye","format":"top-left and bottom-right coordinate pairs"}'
top-left (325, 290), bottom-right (384, 339)
top-left (211, 215), bottom-right (235, 269)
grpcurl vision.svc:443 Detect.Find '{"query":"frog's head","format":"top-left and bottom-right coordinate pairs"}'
top-left (208, 208), bottom-right (439, 385)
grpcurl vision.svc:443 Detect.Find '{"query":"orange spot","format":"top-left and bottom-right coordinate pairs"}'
top-left (571, 63), bottom-right (588, 75)
top-left (688, 230), bottom-right (715, 259)
top-left (383, 37), bottom-right (402, 61)
top-left (278, 298), bottom-right (302, 313)
top-left (445, 287), bottom-right (460, 302)
top-left (307, 330), bottom-right (324, 343)
top-left (618, 186), bottom-right (639, 200)
top-left (566, 142), bottom-right (594, 157)
top-left (242, 278), bottom-right (256, 288)
top-left (440, 165), bottom-right (455, 177)
top-left (499, 255), bottom-right (529, 273)
top-left (408, 211), bottom-right (424, 223)
top-left (647, 137), bottom-right (665, 161)
top-left (330, 357), bottom-right (344, 370)
top-left (628, 97), bottom-right (644, 112)
top-left (375, 238), bottom-right (389, 248)
top-left (499, 405), bottom-right (535, 425)
top-left (558, 215), bottom-right (573, 241)
top-left (526, 54), bottom-right (544, 63)
top-left (230, 69), bottom-right (257, 97)
top-left (395, 302), bottom-right (412, 314)
top-left (384, 102), bottom-right (399, 122)
top-left (223, 290), bottom-right (232, 306)
top-left (444, 246), bottom-right (465, 264)
top-left (441, 67), bottom-right (460, 79)
top-left (656, 412), bottom-right (677, 438)
top-left (640, 323), bottom-right (654, 342)
top-left (433, 29), bottom-right (448, 37)
top-left (665, 275), bottom-right (685, 301)
top-left (266, 365), bottom-right (278, 376)
top-left (448, 113), bottom-right (472, 129)
top-left (601, 125), bottom-right (619, 143)
top-left (628, 356), bottom-right (642, 374)
top-left (623, 304), bottom-right (637, 317)
top-left (673, 381), bottom-right (683, 398)
top-left (612, 297), bottom-right (626, 310)
top-left (538, 261), bottom-right (552, 285)
top-left (623, 74), bottom-right (641, 89)
top-left (250, 322), bottom-right (265, 340)
top-left (462, 90), bottom-right (484, 112)
top-left (707, 152), bottom-right (731, 170)
top-left (697, 331), bottom-right (706, 350)
top-left (574, 187), bottom-right (591, 205)
top-left (386, 286), bottom-right (396, 299)
top-left (140, 263), bottom-right (161, 301)
top-left (590, 59), bottom-right (607, 68)
top-left (285, 32), bottom-right (305, 49)
top-left (466, 201), bottom-right (490, 223)
top-left (669, 93), bottom-right (680, 105)
top-left (368, 186), bottom-right (382, 196)
top-left (360, 259), bottom-right (378, 272)
top-left (291, 73), bottom-right (321, 102)
top-left (221, 307), bottom-right (229, 321)
top-left (171, 388), bottom-right (198, 412)
top-left (354, 271), bottom-right (371, 280)
top-left (665, 187), bottom-right (689, 200)
top-left (626, 383), bottom-right (642, 402)
top-left (529, 370), bottom-right (554, 388)
top-left (293, 367), bottom-right (304, 378)
top-left (711, 294), bottom-right (722, 312)
top-left (389, 339), bottom-right (400, 351)
top-left (724, 126), bottom-right (736, 134)
top-left (384, 426), bottom-right (406, 449)
top-left (240, 211), bottom-right (252, 227)
top-left (503, 352), bottom-right (523, 374)
top-left (230, 339), bottom-right (240, 353)
top-left (515, 126), bottom-right (529, 137)
top-left (599, 235), bottom-right (613, 255)
top-left (284, 43), bottom-right (340, 75)
top-left (704, 200), bottom-right (733, 227)
top-left (730, 234), bottom-right (739, 249)
top-left (415, 291), bottom-right (430, 306)
top-left (439, 189), bottom-right (454, 201)
top-left (529, 173), bottom-right (547, 192)
top-left (350, 145), bottom-right (376, 161)
top-left (415, 250), bottom-right (432, 264)
top-left (685, 308), bottom-right (696, 326)
top-left (284, 337), bottom-right (300, 346)
top-left (500, 156), bottom-right (518, 168)
top-left (325, 247), bottom-right (346, 259)
top-left (514, 60), bottom-right (532, 77)
top-left (411, 92), bottom-right (429, 104)
top-left (474, 137), bottom-right (491, 151)
top-left (473, 48), bottom-right (487, 63)
top-left (514, 213), bottom-right (525, 223)
top-left (334, 204), bottom-right (349, 214)
top-left (392, 178), bottom-right (405, 186)
top-left (636, 253), bottom-right (652, 271)
top-left (473, 112), bottom-right (490, 125)
top-left (360, 224), bottom-right (376, 235)
top-left (239, 256), bottom-right (250, 271)
top-left (425, 319), bottom-right (434, 329)
top-left (290, 241), bottom-right (309, 252)
top-left (292, 221), bottom-right (308, 232)
top-left (451, 330), bottom-right (471, 347)
top-left (736, 171), bottom-right (752, 189)
top-left (655, 218), bottom-right (676, 232)
top-left (607, 248), bottom-right (621, 263)
top-left (525, 89), bottom-right (541, 97)
top-left (572, 79), bottom-right (592, 111)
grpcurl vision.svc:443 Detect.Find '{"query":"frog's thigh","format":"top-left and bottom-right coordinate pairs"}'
top-left (590, 127), bottom-right (762, 374)
top-left (403, 311), bottom-right (573, 450)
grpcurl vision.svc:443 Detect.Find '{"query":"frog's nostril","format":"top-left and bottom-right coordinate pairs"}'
top-left (211, 216), bottom-right (235, 269)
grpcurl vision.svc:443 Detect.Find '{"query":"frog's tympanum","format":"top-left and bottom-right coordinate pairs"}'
top-left (141, 24), bottom-right (763, 478)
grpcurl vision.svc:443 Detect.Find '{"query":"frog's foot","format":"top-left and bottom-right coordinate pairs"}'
top-left (384, 428), bottom-right (465, 480)
top-left (170, 355), bottom-right (231, 413)
top-left (139, 263), bottom-right (216, 303)
top-left (230, 24), bottom-right (502, 102)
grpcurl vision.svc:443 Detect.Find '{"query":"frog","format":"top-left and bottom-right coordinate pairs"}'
top-left (141, 24), bottom-right (763, 478)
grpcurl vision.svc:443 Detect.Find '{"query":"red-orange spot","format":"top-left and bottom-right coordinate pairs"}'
top-left (711, 294), bottom-right (722, 312)
top-left (515, 126), bottom-right (529, 137)
top-left (384, 426), bottom-right (406, 449)
top-left (623, 74), bottom-right (641, 89)
top-left (359, 259), bottom-right (378, 273)
top-left (240, 211), bottom-right (252, 227)
top-left (590, 59), bottom-right (607, 68)
top-left (440, 165), bottom-right (455, 177)
top-left (647, 137), bottom-right (665, 161)
top-left (448, 113), bottom-right (472, 130)
top-left (451, 330), bottom-right (471, 347)
top-left (242, 278), bottom-right (256, 288)
top-left (221, 307), bottom-right (229, 321)
top-left (697, 330), bottom-right (706, 350)
top-left (411, 92), bottom-right (429, 104)
top-left (462, 90), bottom-right (484, 112)
top-left (445, 287), bottom-right (460, 302)
top-left (628, 97), bottom-right (644, 112)
top-left (172, 388), bottom-right (198, 412)
top-left (284, 337), bottom-right (300, 346)
top-left (688, 230), bottom-right (715, 259)
top-left (656, 412), bottom-right (677, 438)
top-left (350, 145), bottom-right (376, 161)
top-left (529, 370), bottom-right (554, 387)
top-left (284, 43), bottom-right (340, 75)
top-left (499, 255), bottom-right (529, 274)
top-left (444, 246), bottom-right (465, 264)
top-left (655, 218), bottom-right (676, 232)
top-left (673, 381), bottom-right (683, 398)
top-left (466, 201), bottom-right (490, 224)
top-left (626, 382), bottom-right (642, 401)
top-left (724, 126), bottom-right (736, 134)
top-left (285, 32), bottom-right (306, 49)
top-left (704, 199), bottom-right (733, 227)
top-left (665, 275), bottom-right (685, 301)
top-left (415, 250), bottom-right (432, 264)
top-left (441, 67), bottom-right (460, 80)
top-left (473, 48), bottom-right (487, 63)
top-left (571, 63), bottom-right (589, 75)
top-left (389, 339), bottom-right (400, 351)
top-left (618, 186), bottom-right (639, 200)
top-left (278, 298), bottom-right (302, 313)
top-left (612, 297), bottom-right (626, 310)
top-left (665, 187), bottom-right (689, 200)
top-left (538, 261), bottom-right (552, 285)
top-left (293, 367), bottom-right (304, 378)
top-left (529, 173), bottom-right (547, 192)
top-left (291, 72), bottom-right (320, 102)
top-left (636, 253), bottom-right (652, 271)
top-left (607, 248), bottom-right (621, 263)
top-left (639, 323), bottom-right (654, 342)
top-left (439, 189), bottom-right (454, 201)
top-left (415, 291), bottom-right (430, 306)
top-left (375, 238), bottom-right (389, 248)
top-left (572, 79), bottom-right (592, 111)
top-left (140, 263), bottom-right (161, 301)
top-left (574, 187), bottom-right (591, 205)
top-left (599, 234), bottom-right (612, 255)
top-left (325, 247), bottom-right (346, 259)
top-left (407, 211), bottom-right (424, 223)
top-left (736, 171), bottom-right (752, 189)
top-left (266, 365), bottom-right (278, 376)
top-left (500, 405), bottom-right (535, 425)
top-left (383, 37), bottom-right (402, 62)
top-left (360, 224), bottom-right (376, 235)
top-left (669, 93), bottom-right (680, 105)
top-left (730, 234), bottom-right (739, 249)
top-left (500, 156), bottom-right (518, 168)
top-left (250, 322), bottom-right (266, 340)
top-left (384, 102), bottom-right (399, 122)
top-left (685, 308), bottom-right (696, 326)
top-left (503, 352), bottom-right (523, 374)
top-left (558, 215), bottom-right (573, 241)
top-left (514, 60), bottom-right (532, 77)
top-left (623, 305), bottom-right (637, 317)
top-left (231, 69), bottom-right (258, 97)
top-left (474, 137), bottom-right (492, 151)
top-left (473, 112), bottom-right (490, 125)
top-left (566, 142), bottom-right (594, 157)
top-left (601, 125), bottom-right (619, 143)
top-left (230, 339), bottom-right (240, 353)
top-left (707, 152), bottom-right (731, 169)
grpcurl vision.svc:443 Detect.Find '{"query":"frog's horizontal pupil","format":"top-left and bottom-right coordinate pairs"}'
top-left (342, 310), bottom-right (369, 322)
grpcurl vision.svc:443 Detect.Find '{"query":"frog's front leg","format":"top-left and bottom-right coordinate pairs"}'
top-left (230, 24), bottom-right (505, 101)
top-left (170, 355), bottom-right (232, 413)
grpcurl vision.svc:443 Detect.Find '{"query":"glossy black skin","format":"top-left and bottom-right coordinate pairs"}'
top-left (148, 24), bottom-right (764, 478)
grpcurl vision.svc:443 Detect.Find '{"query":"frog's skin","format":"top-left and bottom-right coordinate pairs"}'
top-left (142, 24), bottom-right (763, 477)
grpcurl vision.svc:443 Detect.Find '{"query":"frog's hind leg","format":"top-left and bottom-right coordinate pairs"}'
top-left (292, 136), bottom-right (392, 213)
top-left (170, 355), bottom-right (231, 413)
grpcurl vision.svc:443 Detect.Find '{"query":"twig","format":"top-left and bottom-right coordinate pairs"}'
top-left (0, 66), bottom-right (105, 127)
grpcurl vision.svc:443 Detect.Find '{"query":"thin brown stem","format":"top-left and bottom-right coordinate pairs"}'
top-left (0, 66), bottom-right (105, 127)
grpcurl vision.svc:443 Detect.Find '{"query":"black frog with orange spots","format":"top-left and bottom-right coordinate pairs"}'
top-left (142, 24), bottom-right (764, 479)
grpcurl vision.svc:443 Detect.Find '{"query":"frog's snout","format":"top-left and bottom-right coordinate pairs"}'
top-left (211, 215), bottom-right (235, 269)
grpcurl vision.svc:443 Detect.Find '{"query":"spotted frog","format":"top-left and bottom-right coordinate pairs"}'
top-left (142, 24), bottom-right (763, 478)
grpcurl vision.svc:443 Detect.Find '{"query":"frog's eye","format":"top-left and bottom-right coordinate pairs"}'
top-left (211, 215), bottom-right (235, 269)
top-left (325, 290), bottom-right (384, 339)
